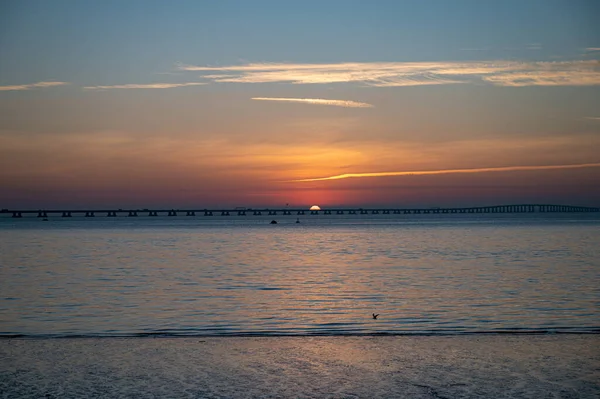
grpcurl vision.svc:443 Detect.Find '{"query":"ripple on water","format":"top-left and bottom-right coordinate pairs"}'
top-left (1, 216), bottom-right (599, 336)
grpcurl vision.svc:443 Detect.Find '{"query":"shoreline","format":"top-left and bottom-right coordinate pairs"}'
top-left (2, 334), bottom-right (598, 398)
top-left (2, 329), bottom-right (599, 339)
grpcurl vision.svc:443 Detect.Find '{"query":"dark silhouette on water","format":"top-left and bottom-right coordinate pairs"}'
top-left (372, 313), bottom-right (379, 319)
top-left (270, 220), bottom-right (278, 224)
top-left (296, 218), bottom-right (300, 223)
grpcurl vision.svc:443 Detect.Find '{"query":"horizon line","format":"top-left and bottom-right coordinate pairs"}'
top-left (3, 203), bottom-right (599, 212)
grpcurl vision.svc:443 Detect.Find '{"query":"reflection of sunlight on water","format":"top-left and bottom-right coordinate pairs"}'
top-left (0, 217), bottom-right (599, 336)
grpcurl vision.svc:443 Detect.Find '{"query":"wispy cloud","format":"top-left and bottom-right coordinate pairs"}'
top-left (179, 60), bottom-right (600, 87)
top-left (585, 48), bottom-right (600, 52)
top-left (251, 97), bottom-right (373, 108)
top-left (291, 163), bottom-right (600, 182)
top-left (459, 47), bottom-right (490, 52)
top-left (586, 117), bottom-right (600, 120)
top-left (0, 81), bottom-right (69, 91)
top-left (525, 43), bottom-right (542, 50)
top-left (83, 82), bottom-right (207, 90)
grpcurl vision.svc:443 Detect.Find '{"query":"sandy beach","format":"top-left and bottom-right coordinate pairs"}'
top-left (1, 335), bottom-right (598, 398)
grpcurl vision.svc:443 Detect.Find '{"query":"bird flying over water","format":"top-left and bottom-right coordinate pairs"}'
top-left (372, 313), bottom-right (379, 319)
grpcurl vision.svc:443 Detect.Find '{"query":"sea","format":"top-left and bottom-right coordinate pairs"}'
top-left (1, 212), bottom-right (599, 338)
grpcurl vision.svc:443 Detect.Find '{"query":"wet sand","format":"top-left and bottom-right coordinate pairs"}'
top-left (1, 335), bottom-right (599, 398)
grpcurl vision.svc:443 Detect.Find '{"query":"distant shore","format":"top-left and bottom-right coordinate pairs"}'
top-left (1, 335), bottom-right (598, 398)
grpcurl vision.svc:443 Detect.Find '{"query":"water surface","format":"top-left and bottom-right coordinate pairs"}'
top-left (1, 214), bottom-right (599, 337)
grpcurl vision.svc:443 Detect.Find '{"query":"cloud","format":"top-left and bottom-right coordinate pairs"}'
top-left (83, 82), bottom-right (207, 90)
top-left (525, 43), bottom-right (542, 50)
top-left (481, 70), bottom-right (600, 86)
top-left (251, 97), bottom-right (373, 108)
top-left (291, 162), bottom-right (600, 182)
top-left (586, 117), bottom-right (600, 120)
top-left (585, 48), bottom-right (600, 52)
top-left (0, 81), bottom-right (69, 91)
top-left (179, 60), bottom-right (600, 87)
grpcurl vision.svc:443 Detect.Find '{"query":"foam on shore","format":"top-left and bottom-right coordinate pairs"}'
top-left (1, 335), bottom-right (599, 398)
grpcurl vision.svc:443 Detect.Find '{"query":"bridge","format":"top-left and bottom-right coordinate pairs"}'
top-left (2, 204), bottom-right (599, 218)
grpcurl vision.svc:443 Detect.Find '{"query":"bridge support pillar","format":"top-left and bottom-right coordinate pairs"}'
top-left (12, 212), bottom-right (22, 218)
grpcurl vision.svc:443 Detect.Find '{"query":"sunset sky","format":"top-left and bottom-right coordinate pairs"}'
top-left (1, 0), bottom-right (599, 209)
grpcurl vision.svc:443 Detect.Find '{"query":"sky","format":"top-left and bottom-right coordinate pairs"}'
top-left (1, 0), bottom-right (599, 209)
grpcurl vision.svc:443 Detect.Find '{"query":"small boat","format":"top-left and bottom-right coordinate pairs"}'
top-left (270, 220), bottom-right (278, 224)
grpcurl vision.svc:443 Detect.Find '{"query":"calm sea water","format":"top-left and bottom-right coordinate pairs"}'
top-left (1, 213), bottom-right (599, 337)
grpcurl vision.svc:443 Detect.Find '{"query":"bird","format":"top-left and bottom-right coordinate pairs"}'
top-left (372, 313), bottom-right (379, 319)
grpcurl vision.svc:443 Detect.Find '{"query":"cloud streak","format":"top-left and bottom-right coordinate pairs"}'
top-left (291, 163), bottom-right (600, 182)
top-left (83, 82), bottom-right (207, 90)
top-left (180, 60), bottom-right (600, 87)
top-left (251, 97), bottom-right (373, 108)
top-left (0, 81), bottom-right (69, 91)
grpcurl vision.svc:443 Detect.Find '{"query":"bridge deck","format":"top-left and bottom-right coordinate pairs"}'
top-left (2, 204), bottom-right (599, 218)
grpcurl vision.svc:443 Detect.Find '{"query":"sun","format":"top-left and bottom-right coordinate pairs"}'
top-left (309, 205), bottom-right (321, 211)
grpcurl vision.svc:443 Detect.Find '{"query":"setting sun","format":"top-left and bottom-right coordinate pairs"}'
top-left (309, 205), bottom-right (321, 211)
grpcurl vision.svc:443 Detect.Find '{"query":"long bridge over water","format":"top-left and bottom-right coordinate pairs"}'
top-left (2, 204), bottom-right (598, 218)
